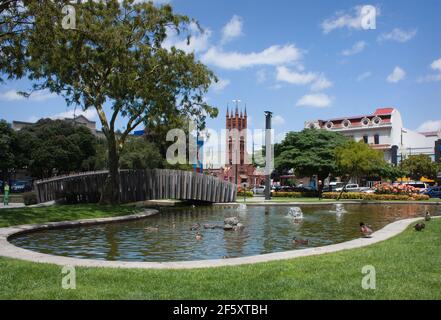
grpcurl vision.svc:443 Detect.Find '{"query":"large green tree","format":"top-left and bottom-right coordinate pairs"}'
top-left (15, 119), bottom-right (97, 179)
top-left (0, 120), bottom-right (17, 181)
top-left (334, 140), bottom-right (386, 199)
top-left (1, 1), bottom-right (218, 204)
top-left (401, 154), bottom-right (439, 181)
top-left (274, 129), bottom-right (348, 182)
top-left (119, 137), bottom-right (164, 170)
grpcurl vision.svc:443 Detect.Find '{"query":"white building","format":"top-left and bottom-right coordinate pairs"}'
top-left (305, 108), bottom-right (440, 163)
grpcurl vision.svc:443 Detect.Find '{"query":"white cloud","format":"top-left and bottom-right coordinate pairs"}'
top-left (417, 120), bottom-right (441, 132)
top-left (211, 78), bottom-right (230, 92)
top-left (221, 15), bottom-right (243, 44)
top-left (163, 22), bottom-right (211, 54)
top-left (272, 115), bottom-right (285, 126)
top-left (431, 58), bottom-right (441, 72)
top-left (0, 89), bottom-right (56, 102)
top-left (296, 93), bottom-right (333, 108)
top-left (417, 57), bottom-right (441, 83)
top-left (201, 44), bottom-right (302, 70)
top-left (310, 74), bottom-right (333, 91)
top-left (378, 28), bottom-right (417, 43)
top-left (276, 66), bottom-right (316, 85)
top-left (387, 66), bottom-right (406, 83)
top-left (356, 71), bottom-right (372, 81)
top-left (321, 6), bottom-right (379, 34)
top-left (341, 41), bottom-right (366, 56)
top-left (276, 67), bottom-right (332, 91)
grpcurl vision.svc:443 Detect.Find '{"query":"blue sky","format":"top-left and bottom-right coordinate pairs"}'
top-left (1, 0), bottom-right (441, 142)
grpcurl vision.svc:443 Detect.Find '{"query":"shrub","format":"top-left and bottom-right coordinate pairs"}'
top-left (23, 192), bottom-right (38, 206)
top-left (272, 191), bottom-right (318, 198)
top-left (374, 183), bottom-right (419, 195)
top-left (237, 190), bottom-right (253, 197)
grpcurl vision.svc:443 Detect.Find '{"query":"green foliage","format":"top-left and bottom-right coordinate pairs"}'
top-left (22, 191), bottom-right (37, 206)
top-left (15, 119), bottom-right (97, 178)
top-left (119, 137), bottom-right (164, 170)
top-left (401, 154), bottom-right (439, 181)
top-left (274, 129), bottom-right (348, 180)
top-left (0, 120), bottom-right (17, 179)
top-left (2, 0), bottom-right (219, 203)
top-left (272, 191), bottom-right (318, 198)
top-left (335, 140), bottom-right (386, 179)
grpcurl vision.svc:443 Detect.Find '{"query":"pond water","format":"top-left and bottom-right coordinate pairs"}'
top-left (10, 204), bottom-right (440, 262)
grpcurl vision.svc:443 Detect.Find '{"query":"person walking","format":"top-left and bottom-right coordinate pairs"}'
top-left (318, 180), bottom-right (324, 201)
top-left (3, 182), bottom-right (10, 206)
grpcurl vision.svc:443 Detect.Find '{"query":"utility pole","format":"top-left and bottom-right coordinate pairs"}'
top-left (264, 111), bottom-right (273, 200)
top-left (232, 99), bottom-right (241, 187)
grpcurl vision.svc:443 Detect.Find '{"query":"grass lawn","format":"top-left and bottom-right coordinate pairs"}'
top-left (0, 204), bottom-right (440, 299)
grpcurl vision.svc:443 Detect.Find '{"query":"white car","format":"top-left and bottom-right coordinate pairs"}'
top-left (335, 184), bottom-right (360, 192)
top-left (253, 186), bottom-right (265, 194)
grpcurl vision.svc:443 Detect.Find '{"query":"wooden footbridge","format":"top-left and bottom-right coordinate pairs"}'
top-left (34, 169), bottom-right (237, 204)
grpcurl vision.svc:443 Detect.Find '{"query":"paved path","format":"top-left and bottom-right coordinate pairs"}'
top-left (1, 211), bottom-right (437, 270)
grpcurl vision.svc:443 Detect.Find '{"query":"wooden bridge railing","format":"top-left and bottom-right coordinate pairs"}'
top-left (34, 169), bottom-right (237, 204)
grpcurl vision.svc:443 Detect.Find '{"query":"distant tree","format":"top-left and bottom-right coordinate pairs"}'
top-left (377, 163), bottom-right (407, 182)
top-left (16, 119), bottom-right (97, 178)
top-left (274, 129), bottom-right (348, 182)
top-left (0, 120), bottom-right (17, 181)
top-left (401, 154), bottom-right (438, 181)
top-left (1, 1), bottom-right (218, 204)
top-left (119, 137), bottom-right (164, 170)
top-left (335, 140), bottom-right (386, 199)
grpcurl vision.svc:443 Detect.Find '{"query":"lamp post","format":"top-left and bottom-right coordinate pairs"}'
top-left (264, 111), bottom-right (273, 200)
top-left (400, 128), bottom-right (407, 183)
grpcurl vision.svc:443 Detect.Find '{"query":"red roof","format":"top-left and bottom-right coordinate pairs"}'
top-left (374, 108), bottom-right (395, 115)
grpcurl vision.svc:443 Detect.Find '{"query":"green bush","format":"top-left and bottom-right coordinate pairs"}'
top-left (272, 191), bottom-right (318, 198)
top-left (322, 192), bottom-right (430, 201)
top-left (237, 190), bottom-right (253, 197)
top-left (23, 192), bottom-right (38, 206)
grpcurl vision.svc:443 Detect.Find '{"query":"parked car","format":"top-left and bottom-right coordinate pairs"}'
top-left (253, 185), bottom-right (265, 194)
top-left (401, 182), bottom-right (429, 194)
top-left (326, 182), bottom-right (346, 192)
top-left (335, 184), bottom-right (361, 193)
top-left (424, 187), bottom-right (441, 199)
top-left (10, 180), bottom-right (33, 193)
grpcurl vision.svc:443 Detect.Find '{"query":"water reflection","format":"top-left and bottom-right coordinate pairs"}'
top-left (11, 204), bottom-right (439, 262)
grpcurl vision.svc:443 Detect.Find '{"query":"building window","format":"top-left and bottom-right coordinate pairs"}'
top-left (325, 121), bottom-right (334, 130)
top-left (342, 119), bottom-right (351, 128)
top-left (363, 135), bottom-right (369, 143)
top-left (361, 117), bottom-right (370, 126)
top-left (372, 116), bottom-right (382, 126)
top-left (374, 134), bottom-right (380, 145)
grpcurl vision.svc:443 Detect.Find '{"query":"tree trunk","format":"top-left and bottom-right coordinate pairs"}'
top-left (337, 176), bottom-right (351, 201)
top-left (100, 133), bottom-right (120, 205)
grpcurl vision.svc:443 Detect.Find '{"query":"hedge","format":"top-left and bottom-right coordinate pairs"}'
top-left (272, 191), bottom-right (318, 198)
top-left (237, 191), bottom-right (254, 197)
top-left (322, 192), bottom-right (430, 201)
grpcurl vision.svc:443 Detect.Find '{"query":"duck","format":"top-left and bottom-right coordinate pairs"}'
top-left (190, 223), bottom-right (201, 231)
top-left (145, 225), bottom-right (160, 232)
top-left (292, 237), bottom-right (309, 245)
top-left (414, 223), bottom-right (426, 231)
top-left (425, 212), bottom-right (431, 222)
top-left (195, 232), bottom-right (203, 240)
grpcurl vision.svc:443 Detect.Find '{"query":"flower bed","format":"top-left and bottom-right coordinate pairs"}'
top-left (323, 192), bottom-right (429, 201)
top-left (374, 183), bottom-right (420, 195)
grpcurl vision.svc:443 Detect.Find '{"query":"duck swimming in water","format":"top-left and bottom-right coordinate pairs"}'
top-left (360, 222), bottom-right (373, 238)
top-left (292, 237), bottom-right (309, 245)
top-left (195, 232), bottom-right (203, 240)
top-left (190, 223), bottom-right (201, 231)
top-left (145, 225), bottom-right (159, 232)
